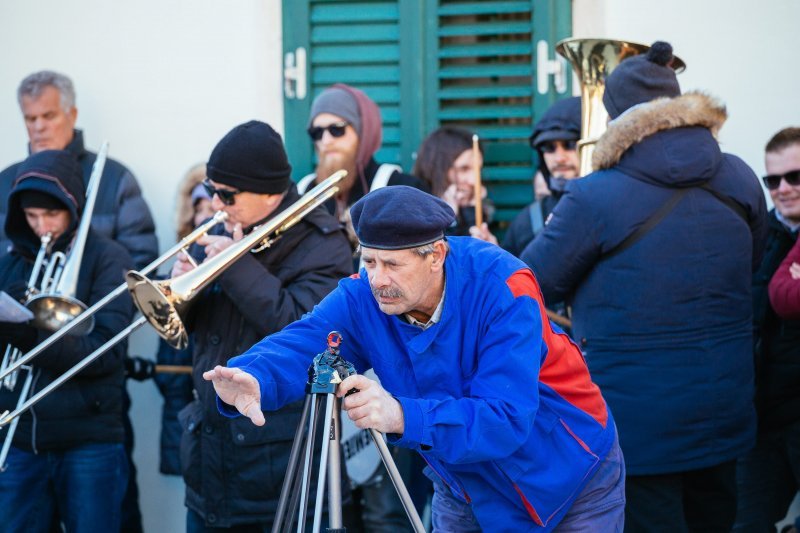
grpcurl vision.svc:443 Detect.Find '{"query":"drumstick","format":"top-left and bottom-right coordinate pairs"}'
top-left (472, 134), bottom-right (483, 228)
top-left (155, 364), bottom-right (193, 374)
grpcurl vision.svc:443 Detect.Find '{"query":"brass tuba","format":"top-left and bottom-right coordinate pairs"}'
top-left (555, 38), bottom-right (685, 176)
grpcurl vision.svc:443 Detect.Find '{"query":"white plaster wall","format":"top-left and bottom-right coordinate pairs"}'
top-left (0, 2), bottom-right (283, 531)
top-left (573, 0), bottom-right (800, 183)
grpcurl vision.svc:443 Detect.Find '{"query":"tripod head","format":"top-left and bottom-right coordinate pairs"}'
top-left (306, 331), bottom-right (356, 394)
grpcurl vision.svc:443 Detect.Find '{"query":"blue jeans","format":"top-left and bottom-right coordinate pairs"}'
top-left (429, 436), bottom-right (625, 532)
top-left (733, 418), bottom-right (800, 532)
top-left (0, 443), bottom-right (128, 533)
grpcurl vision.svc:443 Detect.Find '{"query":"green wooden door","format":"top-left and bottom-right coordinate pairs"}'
top-left (282, 0), bottom-right (571, 227)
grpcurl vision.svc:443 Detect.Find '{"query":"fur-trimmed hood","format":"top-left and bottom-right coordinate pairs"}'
top-left (593, 92), bottom-right (728, 175)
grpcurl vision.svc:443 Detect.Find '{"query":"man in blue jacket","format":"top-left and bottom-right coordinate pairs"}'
top-left (521, 42), bottom-right (768, 532)
top-left (204, 186), bottom-right (625, 531)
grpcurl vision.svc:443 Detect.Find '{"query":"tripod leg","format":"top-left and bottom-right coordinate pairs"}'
top-left (326, 396), bottom-right (345, 532)
top-left (298, 394), bottom-right (323, 533)
top-left (312, 394), bottom-right (335, 533)
top-left (272, 395), bottom-right (313, 533)
top-left (369, 429), bottom-right (426, 533)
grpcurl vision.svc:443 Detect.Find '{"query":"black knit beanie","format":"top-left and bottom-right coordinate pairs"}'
top-left (18, 190), bottom-right (68, 211)
top-left (603, 41), bottom-right (681, 120)
top-left (206, 120), bottom-right (292, 194)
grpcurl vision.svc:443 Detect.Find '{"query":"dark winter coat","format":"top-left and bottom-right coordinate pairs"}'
top-left (755, 212), bottom-right (800, 430)
top-left (0, 130), bottom-right (158, 269)
top-left (521, 92), bottom-right (768, 475)
top-left (502, 195), bottom-right (561, 258)
top-left (0, 161), bottom-right (133, 451)
top-left (179, 185), bottom-right (351, 527)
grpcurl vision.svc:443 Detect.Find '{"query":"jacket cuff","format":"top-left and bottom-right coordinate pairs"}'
top-left (216, 396), bottom-right (241, 418)
top-left (387, 396), bottom-right (426, 448)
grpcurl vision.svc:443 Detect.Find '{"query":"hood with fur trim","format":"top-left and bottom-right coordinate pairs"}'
top-left (592, 92), bottom-right (728, 187)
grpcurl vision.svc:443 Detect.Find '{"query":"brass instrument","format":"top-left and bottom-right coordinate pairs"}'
top-left (0, 170), bottom-right (346, 429)
top-left (555, 38), bottom-right (685, 176)
top-left (26, 141), bottom-right (110, 334)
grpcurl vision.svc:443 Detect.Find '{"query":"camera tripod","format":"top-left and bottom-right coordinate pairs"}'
top-left (271, 332), bottom-right (425, 533)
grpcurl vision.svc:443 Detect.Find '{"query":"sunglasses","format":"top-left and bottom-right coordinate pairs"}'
top-left (307, 121), bottom-right (349, 142)
top-left (202, 179), bottom-right (241, 206)
top-left (762, 170), bottom-right (800, 191)
top-left (538, 139), bottom-right (578, 153)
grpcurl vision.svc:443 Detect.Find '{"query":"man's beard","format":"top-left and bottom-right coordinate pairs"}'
top-left (316, 152), bottom-right (358, 195)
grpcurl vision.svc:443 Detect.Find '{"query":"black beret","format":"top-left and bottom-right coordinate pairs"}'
top-left (350, 186), bottom-right (456, 250)
top-left (207, 120), bottom-right (292, 195)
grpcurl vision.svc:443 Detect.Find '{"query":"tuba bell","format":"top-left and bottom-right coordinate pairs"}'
top-left (555, 38), bottom-right (685, 176)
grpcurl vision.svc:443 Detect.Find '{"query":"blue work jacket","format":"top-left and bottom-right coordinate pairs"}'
top-left (224, 237), bottom-right (617, 531)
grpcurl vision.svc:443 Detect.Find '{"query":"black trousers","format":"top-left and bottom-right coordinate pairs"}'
top-left (625, 460), bottom-right (737, 533)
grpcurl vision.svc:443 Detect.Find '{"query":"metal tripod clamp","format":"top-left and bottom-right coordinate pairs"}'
top-left (306, 331), bottom-right (356, 395)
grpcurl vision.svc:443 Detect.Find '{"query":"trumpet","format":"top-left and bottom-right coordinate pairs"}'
top-left (0, 170), bottom-right (346, 429)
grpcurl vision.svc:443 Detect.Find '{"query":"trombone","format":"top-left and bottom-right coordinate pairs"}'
top-left (0, 170), bottom-right (346, 429)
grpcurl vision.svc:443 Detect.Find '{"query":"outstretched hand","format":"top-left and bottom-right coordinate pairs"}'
top-left (202, 365), bottom-right (265, 426)
top-left (337, 374), bottom-right (404, 435)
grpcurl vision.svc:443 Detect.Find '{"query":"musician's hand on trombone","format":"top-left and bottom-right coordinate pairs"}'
top-left (0, 320), bottom-right (38, 352)
top-left (171, 251), bottom-right (197, 278)
top-left (203, 365), bottom-right (265, 426)
top-left (197, 223), bottom-right (243, 260)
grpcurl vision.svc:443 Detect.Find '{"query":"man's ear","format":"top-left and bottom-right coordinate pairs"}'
top-left (430, 241), bottom-right (447, 271)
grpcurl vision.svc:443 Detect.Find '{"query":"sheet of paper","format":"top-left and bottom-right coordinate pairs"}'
top-left (0, 291), bottom-right (34, 323)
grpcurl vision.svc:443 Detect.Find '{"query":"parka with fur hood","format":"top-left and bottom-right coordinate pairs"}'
top-left (521, 92), bottom-right (768, 474)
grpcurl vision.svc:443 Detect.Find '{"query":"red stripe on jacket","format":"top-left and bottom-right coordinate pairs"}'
top-left (506, 268), bottom-right (608, 428)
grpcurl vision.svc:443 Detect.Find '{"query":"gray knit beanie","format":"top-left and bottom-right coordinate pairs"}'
top-left (308, 87), bottom-right (362, 137)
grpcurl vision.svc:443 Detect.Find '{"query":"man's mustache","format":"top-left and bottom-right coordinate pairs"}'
top-left (372, 286), bottom-right (404, 299)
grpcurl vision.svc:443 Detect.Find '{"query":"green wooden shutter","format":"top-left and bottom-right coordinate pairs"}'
top-left (423, 0), bottom-right (571, 225)
top-left (282, 0), bottom-right (571, 226)
top-left (282, 0), bottom-right (424, 177)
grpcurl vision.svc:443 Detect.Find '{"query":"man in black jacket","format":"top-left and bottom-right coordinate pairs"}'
top-left (0, 70), bottom-right (158, 269)
top-left (502, 96), bottom-right (580, 258)
top-left (734, 127), bottom-right (800, 532)
top-left (0, 150), bottom-right (133, 532)
top-left (169, 121), bottom-right (352, 531)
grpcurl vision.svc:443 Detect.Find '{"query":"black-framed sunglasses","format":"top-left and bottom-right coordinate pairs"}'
top-left (307, 121), bottom-right (349, 142)
top-left (202, 179), bottom-right (241, 206)
top-left (762, 170), bottom-right (800, 191)
top-left (538, 139), bottom-right (578, 153)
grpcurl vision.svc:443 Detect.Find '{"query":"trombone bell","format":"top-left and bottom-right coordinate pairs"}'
top-left (26, 294), bottom-right (93, 335)
top-left (126, 272), bottom-right (189, 350)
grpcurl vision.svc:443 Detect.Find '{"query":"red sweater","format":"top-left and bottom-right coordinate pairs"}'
top-left (769, 236), bottom-right (800, 319)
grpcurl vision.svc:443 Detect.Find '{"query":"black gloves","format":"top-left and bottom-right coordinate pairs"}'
top-left (125, 356), bottom-right (156, 381)
top-left (0, 321), bottom-right (39, 353)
